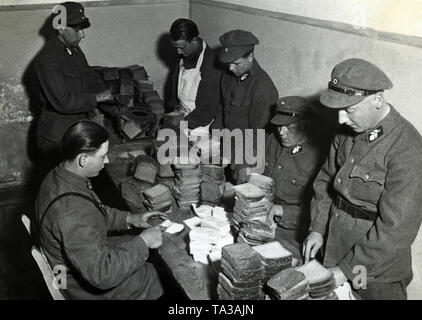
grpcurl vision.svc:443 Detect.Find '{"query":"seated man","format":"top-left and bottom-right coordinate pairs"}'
top-left (264, 96), bottom-right (325, 250)
top-left (35, 120), bottom-right (164, 299)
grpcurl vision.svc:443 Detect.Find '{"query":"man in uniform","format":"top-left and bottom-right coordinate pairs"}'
top-left (35, 1), bottom-right (113, 165)
top-left (168, 18), bottom-right (222, 130)
top-left (264, 96), bottom-right (325, 252)
top-left (35, 120), bottom-right (165, 299)
top-left (303, 58), bottom-right (422, 300)
top-left (214, 30), bottom-right (278, 183)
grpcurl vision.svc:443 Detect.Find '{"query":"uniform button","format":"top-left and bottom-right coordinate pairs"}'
top-left (292, 179), bottom-right (296, 184)
top-left (365, 174), bottom-right (370, 180)
top-left (351, 158), bottom-right (355, 164)
top-left (335, 213), bottom-right (339, 218)
top-left (337, 178), bottom-right (342, 184)
top-left (278, 165), bottom-right (282, 170)
top-left (265, 162), bottom-right (268, 167)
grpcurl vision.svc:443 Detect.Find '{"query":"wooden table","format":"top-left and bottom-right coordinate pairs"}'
top-left (101, 145), bottom-right (304, 300)
top-left (157, 207), bottom-right (219, 300)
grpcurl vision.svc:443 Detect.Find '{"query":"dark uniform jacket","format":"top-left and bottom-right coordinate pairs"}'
top-left (216, 59), bottom-right (278, 130)
top-left (35, 166), bottom-right (162, 300)
top-left (215, 60), bottom-right (278, 181)
top-left (264, 133), bottom-right (324, 229)
top-left (310, 106), bottom-right (422, 284)
top-left (169, 41), bottom-right (222, 129)
top-left (35, 36), bottom-right (106, 144)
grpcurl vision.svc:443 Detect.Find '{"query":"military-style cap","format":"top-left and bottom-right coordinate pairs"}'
top-left (219, 30), bottom-right (259, 63)
top-left (271, 96), bottom-right (316, 126)
top-left (320, 58), bottom-right (393, 109)
top-left (53, 2), bottom-right (90, 29)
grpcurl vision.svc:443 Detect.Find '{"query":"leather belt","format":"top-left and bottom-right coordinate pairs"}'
top-left (334, 194), bottom-right (377, 222)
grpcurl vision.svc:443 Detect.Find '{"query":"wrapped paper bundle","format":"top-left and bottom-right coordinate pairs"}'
top-left (172, 156), bottom-right (201, 207)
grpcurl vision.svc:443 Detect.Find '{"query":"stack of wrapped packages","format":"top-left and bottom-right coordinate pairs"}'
top-left (152, 138), bottom-right (176, 188)
top-left (120, 155), bottom-right (157, 210)
top-left (266, 268), bottom-right (310, 300)
top-left (232, 183), bottom-right (276, 245)
top-left (120, 178), bottom-right (152, 210)
top-left (172, 156), bottom-right (202, 208)
top-left (188, 205), bottom-right (233, 264)
top-left (200, 164), bottom-right (226, 206)
top-left (132, 65), bottom-right (153, 105)
top-left (100, 64), bottom-right (150, 108)
top-left (119, 68), bottom-right (135, 107)
top-left (248, 173), bottom-right (274, 202)
top-left (217, 243), bottom-right (265, 300)
top-left (296, 260), bottom-right (338, 300)
top-left (191, 134), bottom-right (221, 163)
top-left (191, 135), bottom-right (228, 206)
top-left (252, 241), bottom-right (293, 282)
top-left (143, 90), bottom-right (165, 125)
top-left (142, 184), bottom-right (173, 212)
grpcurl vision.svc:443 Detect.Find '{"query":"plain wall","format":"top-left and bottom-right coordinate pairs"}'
top-left (212, 0), bottom-right (422, 37)
top-left (0, 0), bottom-right (188, 184)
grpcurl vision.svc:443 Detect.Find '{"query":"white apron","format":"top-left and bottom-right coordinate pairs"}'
top-left (177, 40), bottom-right (213, 131)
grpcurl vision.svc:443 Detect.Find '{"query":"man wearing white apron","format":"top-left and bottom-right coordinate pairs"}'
top-left (169, 18), bottom-right (222, 131)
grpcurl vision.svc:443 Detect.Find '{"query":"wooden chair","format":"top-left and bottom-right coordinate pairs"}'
top-left (21, 214), bottom-right (66, 300)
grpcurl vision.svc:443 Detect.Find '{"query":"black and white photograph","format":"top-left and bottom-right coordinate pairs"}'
top-left (0, 0), bottom-right (421, 306)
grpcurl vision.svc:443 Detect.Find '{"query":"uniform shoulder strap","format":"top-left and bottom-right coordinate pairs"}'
top-left (36, 192), bottom-right (106, 245)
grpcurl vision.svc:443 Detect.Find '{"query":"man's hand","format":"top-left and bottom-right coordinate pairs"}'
top-left (302, 231), bottom-right (324, 263)
top-left (271, 204), bottom-right (283, 223)
top-left (127, 211), bottom-right (168, 229)
top-left (139, 227), bottom-right (163, 249)
top-left (95, 89), bottom-right (113, 103)
top-left (329, 266), bottom-right (348, 288)
top-left (237, 168), bottom-right (250, 184)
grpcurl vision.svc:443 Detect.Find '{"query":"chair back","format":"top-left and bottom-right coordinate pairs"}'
top-left (21, 214), bottom-right (66, 300)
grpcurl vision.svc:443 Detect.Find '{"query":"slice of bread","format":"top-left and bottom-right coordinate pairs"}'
top-left (248, 173), bottom-right (274, 190)
top-left (252, 241), bottom-right (292, 259)
top-left (233, 183), bottom-right (265, 201)
top-left (296, 260), bottom-right (333, 285)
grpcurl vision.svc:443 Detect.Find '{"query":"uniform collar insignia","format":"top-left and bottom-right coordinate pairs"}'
top-left (367, 126), bottom-right (384, 143)
top-left (65, 47), bottom-right (73, 56)
top-left (291, 145), bottom-right (303, 155)
top-left (86, 180), bottom-right (93, 190)
top-left (239, 71), bottom-right (251, 82)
